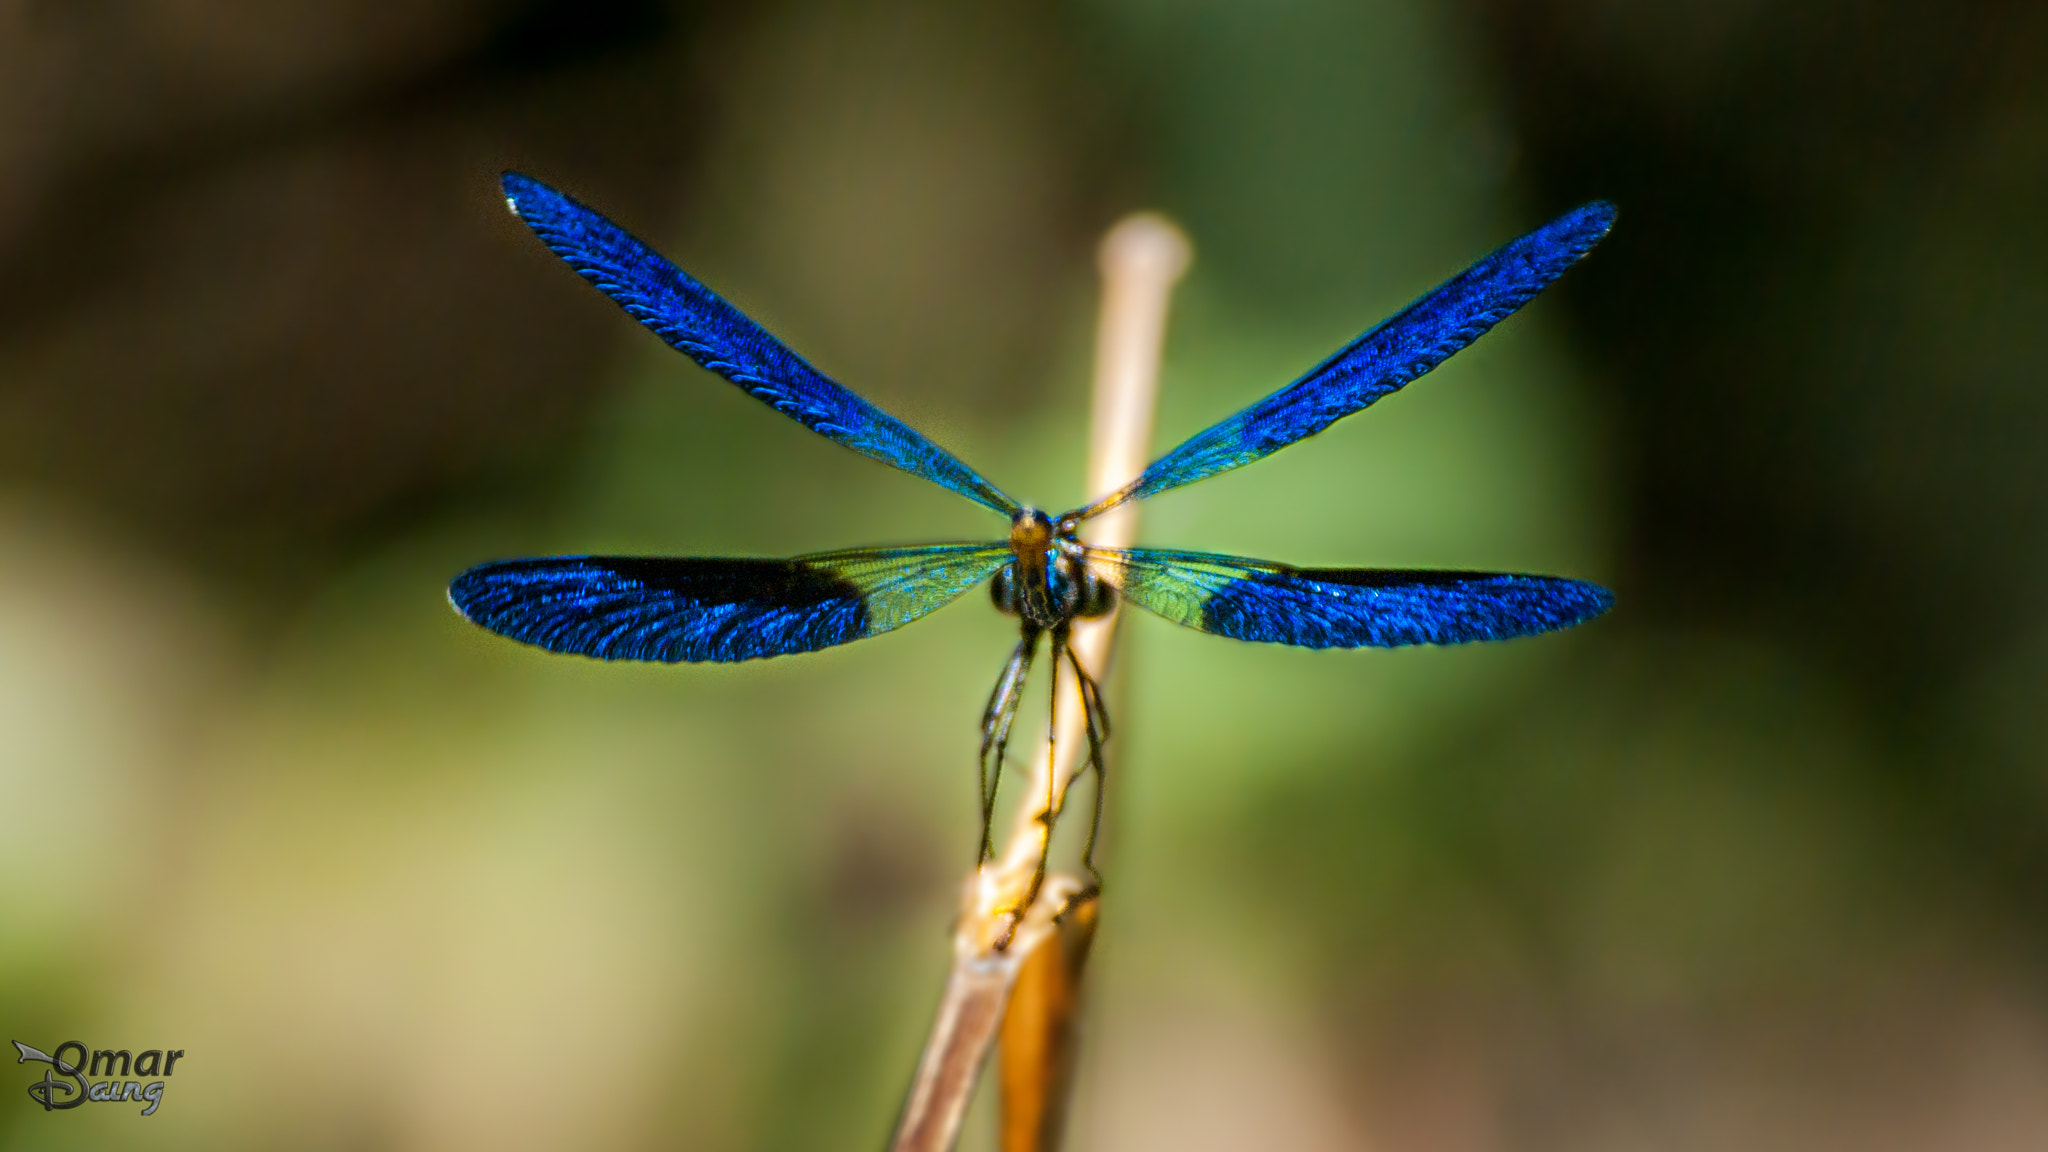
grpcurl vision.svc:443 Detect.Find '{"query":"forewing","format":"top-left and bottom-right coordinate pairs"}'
top-left (1086, 547), bottom-right (1612, 648)
top-left (1077, 203), bottom-right (1615, 519)
top-left (502, 173), bottom-right (1020, 517)
top-left (450, 544), bottom-right (1012, 663)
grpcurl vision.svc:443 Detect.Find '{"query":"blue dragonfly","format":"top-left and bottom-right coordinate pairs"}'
top-left (451, 173), bottom-right (1616, 897)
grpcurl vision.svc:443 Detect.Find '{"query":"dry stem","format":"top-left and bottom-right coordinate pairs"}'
top-left (888, 214), bottom-right (1189, 1152)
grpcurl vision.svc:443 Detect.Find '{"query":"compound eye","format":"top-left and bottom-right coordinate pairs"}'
top-left (989, 564), bottom-right (1020, 616)
top-left (1077, 568), bottom-right (1116, 618)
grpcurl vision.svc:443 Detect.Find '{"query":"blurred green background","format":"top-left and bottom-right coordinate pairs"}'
top-left (4, 1), bottom-right (2047, 1149)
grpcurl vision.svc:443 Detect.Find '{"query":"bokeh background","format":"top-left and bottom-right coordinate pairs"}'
top-left (4, 1), bottom-right (2047, 1149)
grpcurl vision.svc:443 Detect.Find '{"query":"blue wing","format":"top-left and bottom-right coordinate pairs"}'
top-left (450, 544), bottom-right (1012, 663)
top-left (502, 173), bottom-right (1021, 517)
top-left (1074, 203), bottom-right (1615, 520)
top-left (1085, 547), bottom-right (1612, 647)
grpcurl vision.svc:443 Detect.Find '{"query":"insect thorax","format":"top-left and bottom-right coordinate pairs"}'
top-left (992, 508), bottom-right (1113, 628)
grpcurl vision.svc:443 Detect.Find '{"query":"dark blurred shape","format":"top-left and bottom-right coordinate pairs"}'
top-left (0, 0), bottom-right (709, 586)
top-left (486, 0), bottom-right (676, 71)
top-left (1472, 0), bottom-right (2048, 928)
top-left (1474, 0), bottom-right (2048, 685)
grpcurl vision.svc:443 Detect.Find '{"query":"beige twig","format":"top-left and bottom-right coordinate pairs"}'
top-left (888, 214), bottom-right (1189, 1152)
top-left (974, 213), bottom-right (1189, 927)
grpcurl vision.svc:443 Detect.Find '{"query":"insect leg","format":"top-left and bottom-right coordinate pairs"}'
top-left (1068, 642), bottom-right (1112, 896)
top-left (978, 623), bottom-right (1041, 862)
top-left (995, 624), bottom-right (1070, 950)
top-left (1015, 627), bottom-right (1067, 944)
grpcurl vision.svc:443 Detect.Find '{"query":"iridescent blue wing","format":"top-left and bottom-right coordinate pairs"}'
top-left (450, 543), bottom-right (1012, 663)
top-left (1085, 547), bottom-right (1612, 647)
top-left (1074, 203), bottom-right (1616, 520)
top-left (502, 173), bottom-right (1021, 518)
